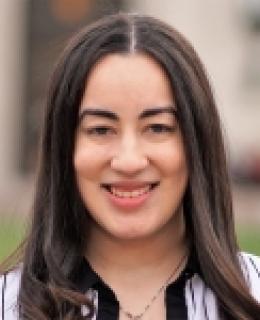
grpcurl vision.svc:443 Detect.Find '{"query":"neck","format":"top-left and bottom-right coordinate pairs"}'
top-left (85, 216), bottom-right (189, 282)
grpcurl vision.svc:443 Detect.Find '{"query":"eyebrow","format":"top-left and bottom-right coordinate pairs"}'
top-left (139, 106), bottom-right (177, 119)
top-left (78, 108), bottom-right (118, 122)
top-left (78, 105), bottom-right (177, 122)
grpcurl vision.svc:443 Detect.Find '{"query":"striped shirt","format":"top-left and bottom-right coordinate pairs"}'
top-left (1, 252), bottom-right (260, 319)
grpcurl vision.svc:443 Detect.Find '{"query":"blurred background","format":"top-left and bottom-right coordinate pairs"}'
top-left (0, 0), bottom-right (259, 261)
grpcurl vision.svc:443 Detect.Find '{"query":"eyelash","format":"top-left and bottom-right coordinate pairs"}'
top-left (147, 124), bottom-right (175, 133)
top-left (85, 126), bottom-right (113, 135)
top-left (84, 124), bottom-right (175, 136)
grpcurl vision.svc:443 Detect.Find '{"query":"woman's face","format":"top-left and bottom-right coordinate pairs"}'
top-left (74, 53), bottom-right (188, 240)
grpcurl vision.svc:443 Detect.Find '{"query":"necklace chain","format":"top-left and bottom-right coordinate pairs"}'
top-left (119, 252), bottom-right (188, 320)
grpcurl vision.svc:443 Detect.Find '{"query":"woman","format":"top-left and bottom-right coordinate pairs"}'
top-left (1, 12), bottom-right (260, 320)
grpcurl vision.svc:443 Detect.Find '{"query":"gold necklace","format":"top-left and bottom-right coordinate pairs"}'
top-left (119, 252), bottom-right (188, 320)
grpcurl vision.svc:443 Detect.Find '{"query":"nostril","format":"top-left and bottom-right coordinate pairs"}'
top-left (101, 183), bottom-right (111, 191)
top-left (151, 182), bottom-right (160, 189)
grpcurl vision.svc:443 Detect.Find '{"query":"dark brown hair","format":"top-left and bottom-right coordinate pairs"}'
top-left (8, 12), bottom-right (260, 319)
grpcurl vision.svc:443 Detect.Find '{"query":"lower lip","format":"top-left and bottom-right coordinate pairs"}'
top-left (104, 187), bottom-right (154, 210)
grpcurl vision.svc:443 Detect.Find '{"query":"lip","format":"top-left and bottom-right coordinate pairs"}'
top-left (101, 181), bottom-right (159, 210)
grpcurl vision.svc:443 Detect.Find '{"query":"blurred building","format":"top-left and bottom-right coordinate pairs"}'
top-left (0, 0), bottom-right (259, 218)
top-left (0, 0), bottom-right (125, 214)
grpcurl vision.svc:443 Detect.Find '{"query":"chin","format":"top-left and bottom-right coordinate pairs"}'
top-left (106, 223), bottom-right (162, 242)
top-left (111, 233), bottom-right (152, 242)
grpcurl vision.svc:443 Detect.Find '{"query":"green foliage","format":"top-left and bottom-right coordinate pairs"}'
top-left (0, 216), bottom-right (26, 262)
top-left (236, 225), bottom-right (260, 256)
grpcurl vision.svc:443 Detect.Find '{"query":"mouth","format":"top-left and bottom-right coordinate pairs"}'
top-left (101, 182), bottom-right (159, 199)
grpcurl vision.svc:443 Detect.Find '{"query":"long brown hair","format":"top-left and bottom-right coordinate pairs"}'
top-left (5, 13), bottom-right (260, 319)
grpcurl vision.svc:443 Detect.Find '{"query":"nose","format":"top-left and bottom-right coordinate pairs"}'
top-left (110, 134), bottom-right (148, 175)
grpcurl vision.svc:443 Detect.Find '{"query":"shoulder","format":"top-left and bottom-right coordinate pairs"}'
top-left (239, 251), bottom-right (260, 278)
top-left (239, 252), bottom-right (260, 301)
top-left (0, 267), bottom-right (21, 319)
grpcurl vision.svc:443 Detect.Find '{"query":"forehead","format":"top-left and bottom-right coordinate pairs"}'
top-left (80, 53), bottom-right (174, 116)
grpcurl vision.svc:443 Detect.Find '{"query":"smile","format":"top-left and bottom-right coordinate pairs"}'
top-left (102, 183), bottom-right (159, 197)
top-left (111, 185), bottom-right (150, 198)
top-left (101, 182), bottom-right (159, 209)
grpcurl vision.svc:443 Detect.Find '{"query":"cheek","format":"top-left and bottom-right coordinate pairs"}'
top-left (152, 140), bottom-right (188, 177)
top-left (73, 140), bottom-right (110, 180)
top-left (156, 142), bottom-right (188, 213)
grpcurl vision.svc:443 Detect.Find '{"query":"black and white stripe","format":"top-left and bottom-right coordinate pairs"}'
top-left (202, 286), bottom-right (210, 320)
top-left (1, 252), bottom-right (260, 320)
top-left (184, 252), bottom-right (260, 320)
top-left (248, 256), bottom-right (260, 279)
top-left (1, 274), bottom-right (7, 320)
top-left (239, 252), bottom-right (252, 289)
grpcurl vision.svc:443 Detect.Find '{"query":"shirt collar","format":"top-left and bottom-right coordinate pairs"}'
top-left (74, 258), bottom-right (101, 293)
top-left (74, 251), bottom-right (200, 293)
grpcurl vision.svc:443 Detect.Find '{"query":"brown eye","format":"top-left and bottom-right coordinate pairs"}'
top-left (85, 126), bottom-right (114, 136)
top-left (148, 124), bottom-right (175, 133)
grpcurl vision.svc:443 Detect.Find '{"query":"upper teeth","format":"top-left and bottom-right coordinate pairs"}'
top-left (111, 186), bottom-right (150, 198)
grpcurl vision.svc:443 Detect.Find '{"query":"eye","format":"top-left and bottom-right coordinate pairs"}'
top-left (147, 124), bottom-right (175, 134)
top-left (84, 126), bottom-right (115, 136)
